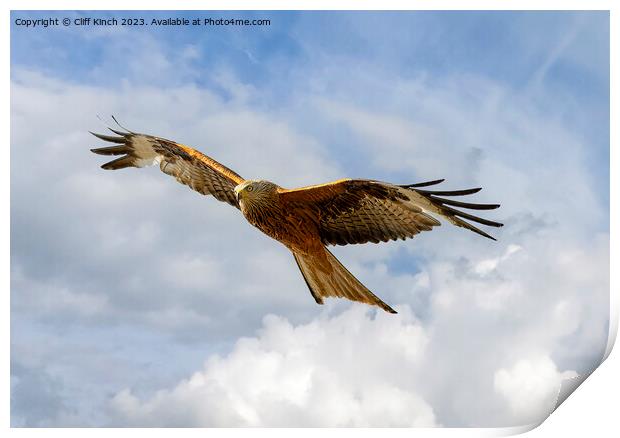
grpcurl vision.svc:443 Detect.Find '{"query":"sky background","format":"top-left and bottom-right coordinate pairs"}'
top-left (10, 10), bottom-right (609, 427)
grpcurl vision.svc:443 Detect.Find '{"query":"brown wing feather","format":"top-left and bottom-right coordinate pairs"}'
top-left (279, 179), bottom-right (439, 245)
top-left (91, 130), bottom-right (244, 208)
top-left (279, 179), bottom-right (502, 245)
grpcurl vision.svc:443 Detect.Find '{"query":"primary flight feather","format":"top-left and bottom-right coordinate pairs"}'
top-left (91, 124), bottom-right (503, 314)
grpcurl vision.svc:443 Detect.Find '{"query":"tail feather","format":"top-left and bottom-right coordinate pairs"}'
top-left (293, 248), bottom-right (397, 314)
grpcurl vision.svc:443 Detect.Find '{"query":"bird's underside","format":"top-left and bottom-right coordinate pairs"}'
top-left (91, 122), bottom-right (503, 314)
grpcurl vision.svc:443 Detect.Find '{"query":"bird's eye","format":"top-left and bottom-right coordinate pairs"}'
top-left (246, 186), bottom-right (254, 192)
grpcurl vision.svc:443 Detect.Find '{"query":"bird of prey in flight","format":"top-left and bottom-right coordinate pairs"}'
top-left (91, 123), bottom-right (502, 314)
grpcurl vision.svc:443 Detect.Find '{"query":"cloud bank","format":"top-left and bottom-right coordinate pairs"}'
top-left (109, 307), bottom-right (437, 427)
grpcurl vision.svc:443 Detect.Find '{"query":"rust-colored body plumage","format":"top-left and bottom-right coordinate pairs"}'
top-left (91, 125), bottom-right (503, 314)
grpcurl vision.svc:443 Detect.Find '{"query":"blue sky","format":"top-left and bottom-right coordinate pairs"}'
top-left (11, 10), bottom-right (610, 193)
top-left (11, 10), bottom-right (609, 427)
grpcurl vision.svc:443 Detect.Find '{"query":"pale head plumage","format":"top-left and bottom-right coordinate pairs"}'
top-left (234, 180), bottom-right (278, 206)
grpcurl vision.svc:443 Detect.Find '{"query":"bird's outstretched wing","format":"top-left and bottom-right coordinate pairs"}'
top-left (279, 178), bottom-right (503, 245)
top-left (90, 127), bottom-right (244, 208)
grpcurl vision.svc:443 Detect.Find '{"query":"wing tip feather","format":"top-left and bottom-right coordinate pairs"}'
top-left (401, 178), bottom-right (445, 188)
top-left (100, 155), bottom-right (135, 170)
top-left (90, 131), bottom-right (126, 143)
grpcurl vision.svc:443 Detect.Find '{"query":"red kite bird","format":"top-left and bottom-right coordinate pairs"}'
top-left (91, 124), bottom-right (502, 313)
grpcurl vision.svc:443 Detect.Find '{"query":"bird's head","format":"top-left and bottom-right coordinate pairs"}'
top-left (234, 180), bottom-right (278, 205)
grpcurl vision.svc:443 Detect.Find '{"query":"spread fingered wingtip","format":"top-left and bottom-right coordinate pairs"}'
top-left (404, 179), bottom-right (503, 241)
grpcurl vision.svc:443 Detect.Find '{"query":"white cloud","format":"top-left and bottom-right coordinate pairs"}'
top-left (494, 356), bottom-right (578, 425)
top-left (474, 244), bottom-right (522, 276)
top-left (11, 265), bottom-right (110, 320)
top-left (108, 306), bottom-right (437, 427)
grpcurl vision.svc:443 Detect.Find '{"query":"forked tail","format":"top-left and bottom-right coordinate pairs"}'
top-left (293, 247), bottom-right (397, 314)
